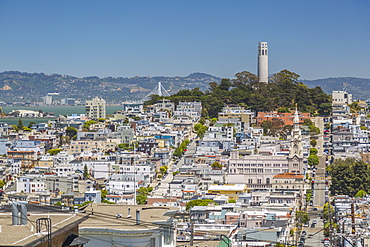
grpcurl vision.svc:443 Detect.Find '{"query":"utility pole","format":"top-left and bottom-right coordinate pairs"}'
top-left (351, 201), bottom-right (355, 234)
top-left (190, 214), bottom-right (194, 246)
top-left (133, 140), bottom-right (137, 205)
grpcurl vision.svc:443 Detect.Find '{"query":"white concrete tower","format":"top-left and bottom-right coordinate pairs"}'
top-left (258, 42), bottom-right (268, 83)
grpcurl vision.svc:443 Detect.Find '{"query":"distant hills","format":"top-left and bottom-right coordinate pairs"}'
top-left (0, 71), bottom-right (221, 103)
top-left (302, 77), bottom-right (370, 101)
top-left (0, 71), bottom-right (369, 103)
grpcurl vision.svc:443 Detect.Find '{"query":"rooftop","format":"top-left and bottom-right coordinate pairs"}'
top-left (0, 205), bottom-right (87, 246)
top-left (208, 184), bottom-right (246, 191)
top-left (80, 203), bottom-right (178, 231)
top-left (273, 172), bottom-right (304, 179)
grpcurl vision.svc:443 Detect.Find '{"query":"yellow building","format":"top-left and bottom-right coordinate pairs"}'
top-left (207, 184), bottom-right (247, 201)
top-left (36, 156), bottom-right (53, 168)
top-left (218, 105), bottom-right (253, 129)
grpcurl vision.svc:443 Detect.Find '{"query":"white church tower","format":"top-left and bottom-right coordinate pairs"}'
top-left (287, 106), bottom-right (304, 174)
top-left (258, 42), bottom-right (268, 83)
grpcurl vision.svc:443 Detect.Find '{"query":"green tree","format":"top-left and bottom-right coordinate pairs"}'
top-left (232, 71), bottom-right (259, 87)
top-left (309, 125), bottom-right (320, 135)
top-left (201, 108), bottom-right (209, 118)
top-left (295, 210), bottom-right (310, 227)
top-left (211, 162), bottom-right (222, 168)
top-left (306, 191), bottom-right (313, 202)
top-left (323, 202), bottom-right (334, 220)
top-left (324, 221), bottom-right (339, 237)
top-left (82, 120), bottom-right (97, 131)
top-left (0, 180), bottom-right (4, 188)
top-left (355, 189), bottom-right (367, 198)
top-left (173, 148), bottom-right (182, 157)
top-left (199, 118), bottom-right (206, 125)
top-left (102, 199), bottom-right (115, 204)
top-left (277, 107), bottom-right (290, 113)
top-left (310, 139), bottom-right (317, 147)
top-left (219, 78), bottom-right (232, 91)
top-left (186, 199), bottom-right (216, 210)
top-left (79, 201), bottom-right (93, 207)
top-left (303, 119), bottom-right (313, 126)
top-left (66, 127), bottom-right (78, 139)
top-left (330, 158), bottom-right (370, 196)
top-left (17, 119), bottom-right (24, 130)
top-left (28, 121), bottom-right (36, 128)
top-left (136, 194), bottom-right (147, 205)
top-left (310, 148), bottom-right (318, 155)
top-left (101, 189), bottom-right (108, 201)
top-left (47, 148), bottom-right (63, 155)
top-left (136, 187), bottom-right (153, 204)
top-left (308, 154), bottom-right (319, 167)
top-left (144, 69), bottom-right (331, 120)
top-left (83, 164), bottom-right (89, 179)
top-left (195, 124), bottom-right (208, 139)
top-left (12, 125), bottom-right (19, 132)
top-left (194, 123), bottom-right (203, 131)
top-left (174, 140), bottom-right (191, 157)
top-left (160, 165), bottom-right (168, 174)
top-left (275, 244), bottom-right (285, 247)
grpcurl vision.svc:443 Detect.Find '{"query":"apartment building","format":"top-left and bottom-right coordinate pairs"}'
top-left (85, 97), bottom-right (106, 119)
top-left (256, 111), bottom-right (310, 126)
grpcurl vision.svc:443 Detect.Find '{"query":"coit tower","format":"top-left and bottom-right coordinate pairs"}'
top-left (258, 42), bottom-right (268, 83)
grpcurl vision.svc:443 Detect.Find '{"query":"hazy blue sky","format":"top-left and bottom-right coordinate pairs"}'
top-left (0, 0), bottom-right (369, 80)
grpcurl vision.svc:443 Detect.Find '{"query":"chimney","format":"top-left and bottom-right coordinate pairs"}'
top-left (11, 202), bottom-right (19, 225)
top-left (127, 207), bottom-right (131, 218)
top-left (136, 209), bottom-right (140, 225)
top-left (19, 202), bottom-right (28, 225)
top-left (11, 202), bottom-right (28, 226)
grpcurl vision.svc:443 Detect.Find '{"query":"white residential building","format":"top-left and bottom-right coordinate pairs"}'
top-left (16, 176), bottom-right (46, 193)
top-left (332, 90), bottom-right (353, 105)
top-left (85, 97), bottom-right (106, 119)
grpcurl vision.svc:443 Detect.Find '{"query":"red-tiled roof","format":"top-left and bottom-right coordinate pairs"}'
top-left (273, 172), bottom-right (304, 179)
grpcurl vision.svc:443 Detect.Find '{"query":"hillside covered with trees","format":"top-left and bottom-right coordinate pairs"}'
top-left (0, 71), bottom-right (220, 103)
top-left (147, 70), bottom-right (332, 118)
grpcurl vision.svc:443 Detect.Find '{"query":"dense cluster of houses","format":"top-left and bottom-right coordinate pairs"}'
top-left (2, 89), bottom-right (370, 246)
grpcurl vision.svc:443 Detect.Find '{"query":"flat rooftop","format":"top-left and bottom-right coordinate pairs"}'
top-left (0, 212), bottom-right (87, 246)
top-left (80, 203), bottom-right (178, 231)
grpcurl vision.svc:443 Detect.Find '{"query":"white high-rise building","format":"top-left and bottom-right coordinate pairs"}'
top-left (43, 95), bottom-right (52, 105)
top-left (258, 42), bottom-right (268, 83)
top-left (85, 97), bottom-right (106, 119)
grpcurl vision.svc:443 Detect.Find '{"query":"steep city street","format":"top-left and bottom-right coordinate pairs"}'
top-left (151, 139), bottom-right (197, 197)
